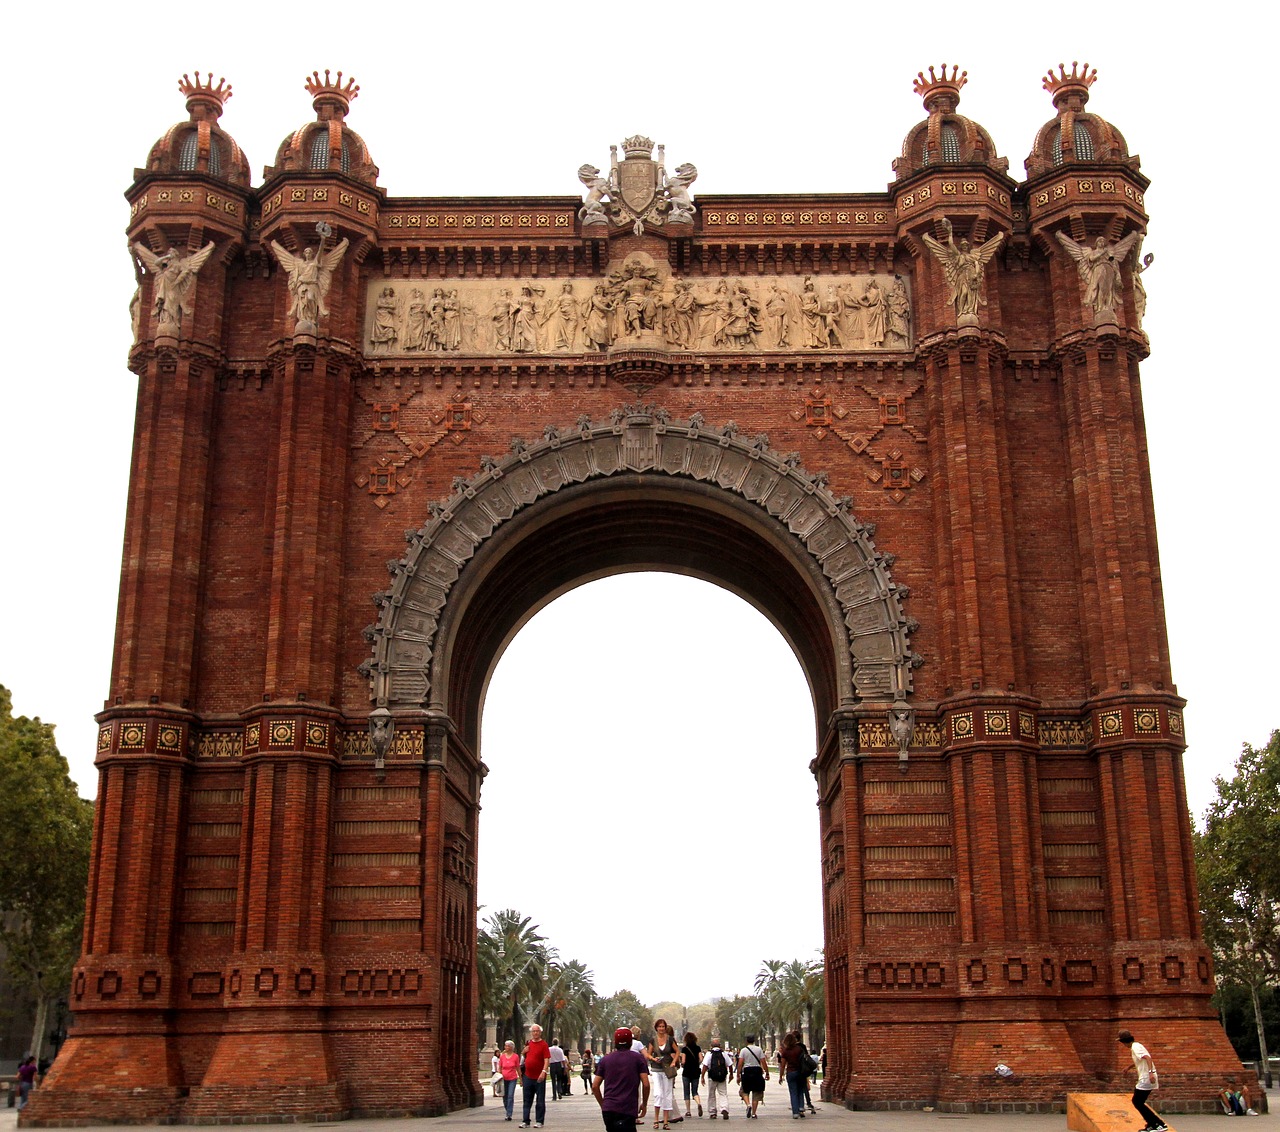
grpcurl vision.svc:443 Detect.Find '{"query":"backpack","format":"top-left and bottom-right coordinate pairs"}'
top-left (708, 1050), bottom-right (728, 1082)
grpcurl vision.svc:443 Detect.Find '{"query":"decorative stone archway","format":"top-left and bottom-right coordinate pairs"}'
top-left (367, 406), bottom-right (919, 727)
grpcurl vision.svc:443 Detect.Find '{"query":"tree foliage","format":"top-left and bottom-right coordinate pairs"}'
top-left (0, 686), bottom-right (94, 1059)
top-left (1194, 729), bottom-right (1280, 1084)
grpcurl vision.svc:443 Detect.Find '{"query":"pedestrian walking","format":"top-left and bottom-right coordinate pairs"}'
top-left (647, 1018), bottom-right (682, 1129)
top-left (581, 1050), bottom-right (596, 1094)
top-left (521, 1023), bottom-right (551, 1128)
top-left (736, 1036), bottom-right (769, 1119)
top-left (499, 1041), bottom-right (521, 1121)
top-left (701, 1039), bottom-right (733, 1120)
top-left (16, 1055), bottom-right (38, 1110)
top-left (681, 1032), bottom-right (703, 1118)
top-left (593, 1027), bottom-right (651, 1132)
top-left (549, 1038), bottom-right (569, 1100)
top-left (778, 1032), bottom-right (807, 1119)
top-left (1118, 1030), bottom-right (1166, 1132)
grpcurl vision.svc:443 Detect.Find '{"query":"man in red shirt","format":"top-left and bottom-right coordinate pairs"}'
top-left (521, 1023), bottom-right (551, 1128)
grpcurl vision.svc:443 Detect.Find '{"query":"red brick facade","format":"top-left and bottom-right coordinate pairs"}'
top-left (24, 66), bottom-right (1244, 1124)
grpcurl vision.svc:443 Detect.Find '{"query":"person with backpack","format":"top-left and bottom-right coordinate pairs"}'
top-left (701, 1039), bottom-right (734, 1119)
top-left (736, 1036), bottom-right (769, 1119)
top-left (778, 1032), bottom-right (807, 1119)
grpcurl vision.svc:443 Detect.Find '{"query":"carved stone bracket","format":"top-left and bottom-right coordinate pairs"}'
top-left (365, 410), bottom-right (917, 708)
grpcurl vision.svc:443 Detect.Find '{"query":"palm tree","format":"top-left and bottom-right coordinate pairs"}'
top-left (536, 958), bottom-right (596, 1051)
top-left (478, 909), bottom-right (555, 1044)
top-left (753, 959), bottom-right (787, 1050)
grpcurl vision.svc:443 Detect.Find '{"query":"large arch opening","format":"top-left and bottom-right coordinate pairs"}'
top-left (477, 571), bottom-right (821, 1006)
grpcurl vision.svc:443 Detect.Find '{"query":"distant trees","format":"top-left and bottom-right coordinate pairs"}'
top-left (0, 687), bottom-right (94, 1061)
top-left (754, 957), bottom-right (825, 1049)
top-left (1194, 730), bottom-right (1280, 1086)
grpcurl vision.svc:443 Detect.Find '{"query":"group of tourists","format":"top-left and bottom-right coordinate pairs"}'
top-left (493, 1021), bottom-right (821, 1130)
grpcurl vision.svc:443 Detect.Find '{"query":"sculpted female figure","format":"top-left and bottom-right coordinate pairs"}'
top-left (583, 284), bottom-right (616, 350)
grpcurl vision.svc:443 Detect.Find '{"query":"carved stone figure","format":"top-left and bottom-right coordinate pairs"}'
top-left (723, 282), bottom-right (762, 349)
top-left (511, 287), bottom-right (540, 353)
top-left (888, 702), bottom-right (914, 757)
top-left (546, 282), bottom-right (580, 350)
top-left (132, 240), bottom-right (217, 338)
top-left (766, 282), bottom-right (794, 349)
top-left (129, 286), bottom-right (142, 345)
top-left (1132, 242), bottom-right (1154, 328)
top-left (368, 707), bottom-right (394, 761)
top-left (582, 285), bottom-right (616, 350)
top-left (664, 162), bottom-right (698, 223)
top-left (922, 218), bottom-right (1005, 323)
top-left (370, 286), bottom-right (398, 352)
top-left (1055, 229), bottom-right (1142, 319)
top-left (578, 164), bottom-right (611, 225)
top-left (269, 225), bottom-right (350, 335)
top-left (402, 289), bottom-right (428, 351)
top-left (886, 275), bottom-right (912, 347)
top-left (612, 261), bottom-right (661, 336)
top-left (799, 277), bottom-right (826, 348)
top-left (443, 289), bottom-right (462, 350)
top-left (859, 279), bottom-right (887, 347)
top-left (575, 138), bottom-right (697, 234)
top-left (489, 289), bottom-right (515, 352)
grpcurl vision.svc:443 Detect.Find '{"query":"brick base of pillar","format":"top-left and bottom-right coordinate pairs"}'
top-left (18, 1033), bottom-right (185, 1126)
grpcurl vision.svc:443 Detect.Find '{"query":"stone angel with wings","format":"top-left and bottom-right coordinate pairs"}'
top-left (269, 224), bottom-right (350, 333)
top-left (132, 241), bottom-right (217, 337)
top-left (921, 218), bottom-right (1005, 320)
top-left (1055, 229), bottom-right (1142, 317)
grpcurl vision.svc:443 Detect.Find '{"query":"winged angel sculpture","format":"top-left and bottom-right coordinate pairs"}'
top-left (921, 218), bottom-right (1004, 323)
top-left (269, 224), bottom-right (350, 334)
top-left (132, 241), bottom-right (217, 338)
top-left (1055, 230), bottom-right (1142, 319)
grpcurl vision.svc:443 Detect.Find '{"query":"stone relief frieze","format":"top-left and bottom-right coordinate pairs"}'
top-left (363, 260), bottom-right (912, 359)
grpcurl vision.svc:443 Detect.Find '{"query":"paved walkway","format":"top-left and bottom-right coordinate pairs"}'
top-left (0, 1088), bottom-right (1266, 1132)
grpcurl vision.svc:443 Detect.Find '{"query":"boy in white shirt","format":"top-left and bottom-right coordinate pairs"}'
top-left (1117, 1030), bottom-right (1165, 1132)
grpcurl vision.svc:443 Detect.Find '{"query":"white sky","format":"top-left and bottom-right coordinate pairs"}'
top-left (1, 3), bottom-right (1273, 1007)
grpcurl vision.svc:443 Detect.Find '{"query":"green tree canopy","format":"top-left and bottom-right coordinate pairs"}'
top-left (1194, 729), bottom-right (1280, 1086)
top-left (0, 686), bottom-right (94, 1060)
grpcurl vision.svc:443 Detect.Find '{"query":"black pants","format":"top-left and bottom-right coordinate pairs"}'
top-left (1131, 1088), bottom-right (1160, 1127)
top-left (603, 1112), bottom-right (637, 1132)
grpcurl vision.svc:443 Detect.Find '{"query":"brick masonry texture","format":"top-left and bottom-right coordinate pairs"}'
top-left (21, 73), bottom-right (1246, 1125)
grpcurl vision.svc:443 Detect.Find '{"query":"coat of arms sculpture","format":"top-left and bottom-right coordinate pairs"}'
top-left (578, 135), bottom-right (697, 235)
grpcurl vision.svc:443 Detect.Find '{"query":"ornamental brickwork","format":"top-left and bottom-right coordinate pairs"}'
top-left (23, 64), bottom-right (1245, 1125)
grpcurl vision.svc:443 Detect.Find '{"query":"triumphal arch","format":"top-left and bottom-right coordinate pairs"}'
top-left (26, 64), bottom-right (1245, 1124)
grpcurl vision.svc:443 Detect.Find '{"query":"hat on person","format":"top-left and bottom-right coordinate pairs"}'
top-left (615, 1027), bottom-right (633, 1046)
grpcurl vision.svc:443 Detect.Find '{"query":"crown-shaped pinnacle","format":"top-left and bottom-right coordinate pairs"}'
top-left (306, 69), bottom-right (360, 102)
top-left (178, 72), bottom-right (232, 120)
top-left (912, 64), bottom-right (967, 112)
top-left (1043, 61), bottom-right (1097, 109)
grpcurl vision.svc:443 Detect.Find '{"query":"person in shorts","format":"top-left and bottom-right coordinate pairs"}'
top-left (593, 1027), bottom-right (651, 1132)
top-left (736, 1036), bottom-right (769, 1119)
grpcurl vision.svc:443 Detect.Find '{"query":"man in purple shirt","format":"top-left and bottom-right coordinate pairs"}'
top-left (593, 1026), bottom-right (651, 1132)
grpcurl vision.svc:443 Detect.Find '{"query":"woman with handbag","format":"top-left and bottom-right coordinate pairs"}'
top-left (647, 1018), bottom-right (682, 1130)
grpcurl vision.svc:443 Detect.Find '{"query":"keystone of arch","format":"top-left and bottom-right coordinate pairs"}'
top-left (364, 407), bottom-right (919, 708)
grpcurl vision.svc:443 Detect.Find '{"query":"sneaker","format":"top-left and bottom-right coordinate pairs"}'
top-left (519, 1124), bottom-right (529, 1128)
top-left (722, 1114), bottom-right (729, 1121)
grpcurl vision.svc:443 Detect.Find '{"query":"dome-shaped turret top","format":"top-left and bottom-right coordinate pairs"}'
top-left (894, 65), bottom-right (1009, 180)
top-left (143, 73), bottom-right (250, 187)
top-left (265, 70), bottom-right (379, 186)
top-left (1025, 62), bottom-right (1135, 178)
